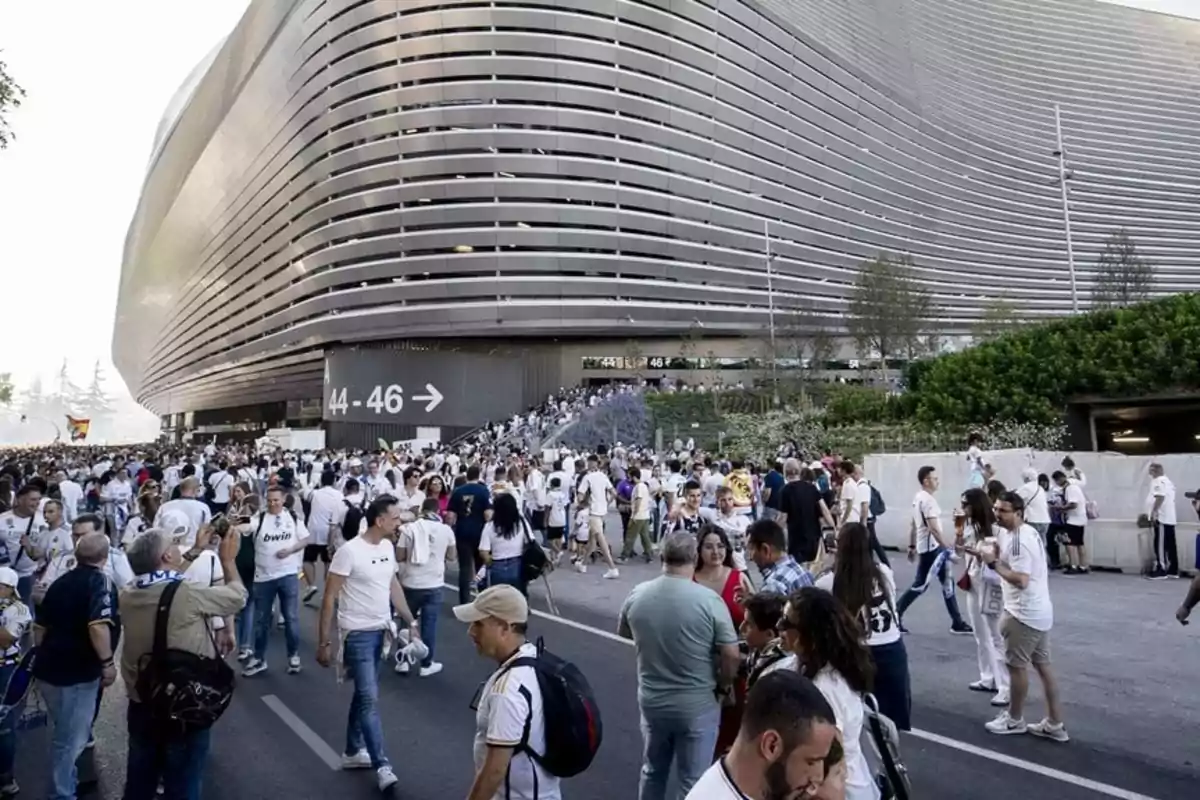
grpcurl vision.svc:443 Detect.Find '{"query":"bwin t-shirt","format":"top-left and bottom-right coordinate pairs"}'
top-left (252, 511), bottom-right (307, 582)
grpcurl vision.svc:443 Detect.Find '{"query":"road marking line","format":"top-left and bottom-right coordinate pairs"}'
top-left (442, 583), bottom-right (1163, 800)
top-left (907, 729), bottom-right (1160, 800)
top-left (262, 694), bottom-right (341, 771)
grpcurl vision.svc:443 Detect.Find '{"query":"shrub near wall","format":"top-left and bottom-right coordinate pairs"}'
top-left (911, 293), bottom-right (1200, 425)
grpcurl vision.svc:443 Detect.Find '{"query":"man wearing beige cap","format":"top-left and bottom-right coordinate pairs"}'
top-left (454, 586), bottom-right (560, 800)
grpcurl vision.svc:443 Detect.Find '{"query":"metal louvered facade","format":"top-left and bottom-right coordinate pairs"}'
top-left (114, 0), bottom-right (1200, 415)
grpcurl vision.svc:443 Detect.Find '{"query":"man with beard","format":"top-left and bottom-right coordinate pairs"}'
top-left (686, 670), bottom-right (843, 800)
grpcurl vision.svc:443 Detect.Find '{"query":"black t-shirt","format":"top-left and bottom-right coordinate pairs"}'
top-left (33, 565), bottom-right (117, 686)
top-left (779, 481), bottom-right (823, 544)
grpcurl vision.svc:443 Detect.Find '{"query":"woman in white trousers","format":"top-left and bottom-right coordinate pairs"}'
top-left (959, 488), bottom-right (1010, 707)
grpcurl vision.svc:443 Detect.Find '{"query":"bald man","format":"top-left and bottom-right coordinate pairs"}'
top-left (33, 530), bottom-right (121, 800)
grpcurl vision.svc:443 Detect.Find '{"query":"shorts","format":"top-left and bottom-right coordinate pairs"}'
top-left (546, 525), bottom-right (566, 541)
top-left (303, 544), bottom-right (331, 564)
top-left (588, 516), bottom-right (606, 538)
top-left (1001, 614), bottom-right (1051, 667)
top-left (529, 509), bottom-right (546, 531)
top-left (1061, 524), bottom-right (1085, 547)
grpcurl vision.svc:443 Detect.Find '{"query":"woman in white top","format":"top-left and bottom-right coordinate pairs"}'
top-left (956, 488), bottom-right (1011, 707)
top-left (817, 522), bottom-right (910, 731)
top-left (780, 588), bottom-right (880, 800)
top-left (478, 493), bottom-right (529, 595)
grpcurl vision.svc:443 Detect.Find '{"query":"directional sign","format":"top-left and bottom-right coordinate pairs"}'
top-left (322, 347), bottom-right (527, 428)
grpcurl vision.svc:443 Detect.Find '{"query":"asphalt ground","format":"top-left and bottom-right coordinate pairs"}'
top-left (12, 533), bottom-right (1199, 799)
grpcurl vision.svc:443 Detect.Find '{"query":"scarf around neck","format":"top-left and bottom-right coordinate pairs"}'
top-left (133, 569), bottom-right (183, 589)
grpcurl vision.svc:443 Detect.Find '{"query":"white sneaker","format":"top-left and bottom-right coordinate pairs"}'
top-left (287, 655), bottom-right (301, 674)
top-left (985, 711), bottom-right (1027, 735)
top-left (419, 662), bottom-right (443, 678)
top-left (302, 586), bottom-right (319, 604)
top-left (574, 561), bottom-right (587, 574)
top-left (341, 750), bottom-right (372, 770)
top-left (394, 660), bottom-right (410, 675)
top-left (991, 690), bottom-right (1010, 707)
top-left (241, 659), bottom-right (267, 677)
top-left (1028, 718), bottom-right (1070, 743)
top-left (236, 647), bottom-right (253, 662)
top-left (376, 765), bottom-right (398, 791)
top-left (603, 568), bottom-right (619, 579)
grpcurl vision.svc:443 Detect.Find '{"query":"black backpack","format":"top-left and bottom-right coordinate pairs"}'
top-left (134, 581), bottom-right (235, 736)
top-left (496, 637), bottom-right (602, 778)
top-left (869, 485), bottom-right (887, 517)
top-left (342, 499), bottom-right (365, 542)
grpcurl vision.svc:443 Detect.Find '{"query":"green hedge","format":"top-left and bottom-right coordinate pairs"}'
top-left (909, 293), bottom-right (1200, 425)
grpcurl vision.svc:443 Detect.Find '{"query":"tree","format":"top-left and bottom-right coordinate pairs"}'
top-left (47, 360), bottom-right (82, 417)
top-left (622, 339), bottom-right (645, 382)
top-left (0, 53), bottom-right (24, 149)
top-left (0, 373), bottom-right (11, 406)
top-left (777, 304), bottom-right (836, 386)
top-left (846, 253), bottom-right (935, 378)
top-left (81, 361), bottom-right (114, 419)
top-left (972, 296), bottom-right (1025, 343)
top-left (1092, 228), bottom-right (1154, 309)
top-left (679, 322), bottom-right (703, 385)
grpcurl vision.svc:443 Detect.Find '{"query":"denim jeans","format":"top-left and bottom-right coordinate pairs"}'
top-left (123, 700), bottom-right (212, 800)
top-left (455, 536), bottom-right (481, 604)
top-left (236, 593), bottom-right (256, 650)
top-left (896, 548), bottom-right (965, 626)
top-left (638, 704), bottom-right (721, 800)
top-left (343, 630), bottom-right (389, 768)
top-left (487, 556), bottom-right (525, 595)
top-left (41, 678), bottom-right (100, 800)
top-left (253, 574), bottom-right (300, 662)
top-left (401, 587), bottom-right (441, 666)
top-left (0, 664), bottom-right (22, 781)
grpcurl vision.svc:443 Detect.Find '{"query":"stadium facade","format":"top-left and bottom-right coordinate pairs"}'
top-left (114, 0), bottom-right (1200, 445)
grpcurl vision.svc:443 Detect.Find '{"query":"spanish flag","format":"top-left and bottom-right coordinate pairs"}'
top-left (66, 415), bottom-right (90, 442)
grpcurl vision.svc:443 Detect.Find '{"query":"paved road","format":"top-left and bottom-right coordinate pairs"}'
top-left (13, 544), bottom-right (1199, 799)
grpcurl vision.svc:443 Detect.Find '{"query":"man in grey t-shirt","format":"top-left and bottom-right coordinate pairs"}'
top-left (618, 532), bottom-right (740, 800)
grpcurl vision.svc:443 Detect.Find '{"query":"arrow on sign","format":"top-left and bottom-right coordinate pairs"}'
top-left (413, 383), bottom-right (444, 412)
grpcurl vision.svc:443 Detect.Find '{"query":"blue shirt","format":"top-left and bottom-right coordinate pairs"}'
top-left (449, 482), bottom-right (491, 541)
top-left (763, 470), bottom-right (785, 510)
top-left (761, 555), bottom-right (814, 596)
top-left (33, 564), bottom-right (118, 686)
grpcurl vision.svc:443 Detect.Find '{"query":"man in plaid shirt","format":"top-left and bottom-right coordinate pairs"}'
top-left (747, 520), bottom-right (814, 595)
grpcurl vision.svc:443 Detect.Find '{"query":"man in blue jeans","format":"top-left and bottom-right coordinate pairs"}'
top-left (618, 532), bottom-right (740, 800)
top-left (397, 498), bottom-right (456, 677)
top-left (318, 495), bottom-right (421, 793)
top-left (242, 487), bottom-right (310, 677)
top-left (897, 465), bottom-right (972, 636)
top-left (32, 533), bottom-right (119, 800)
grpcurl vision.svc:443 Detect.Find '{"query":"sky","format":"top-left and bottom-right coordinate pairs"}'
top-left (0, 0), bottom-right (1195, 439)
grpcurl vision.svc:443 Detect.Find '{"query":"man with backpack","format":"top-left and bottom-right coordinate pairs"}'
top-left (118, 525), bottom-right (246, 799)
top-left (456, 584), bottom-right (602, 800)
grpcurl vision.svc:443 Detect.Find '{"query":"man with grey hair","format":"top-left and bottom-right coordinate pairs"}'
top-left (1146, 462), bottom-right (1179, 580)
top-left (33, 531), bottom-right (119, 800)
top-left (618, 532), bottom-right (740, 799)
top-left (119, 525), bottom-right (246, 798)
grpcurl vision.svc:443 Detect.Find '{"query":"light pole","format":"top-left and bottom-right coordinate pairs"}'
top-left (763, 218), bottom-right (779, 402)
top-left (1054, 104), bottom-right (1079, 314)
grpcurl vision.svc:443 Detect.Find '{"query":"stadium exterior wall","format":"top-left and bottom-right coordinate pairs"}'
top-left (114, 0), bottom-right (1200, 417)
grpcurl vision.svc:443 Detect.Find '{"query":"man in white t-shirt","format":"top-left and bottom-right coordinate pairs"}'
top-left (1016, 468), bottom-right (1051, 540)
top-left (984, 491), bottom-right (1067, 743)
top-left (524, 460), bottom-right (547, 536)
top-left (1146, 462), bottom-right (1179, 580)
top-left (896, 466), bottom-right (972, 636)
top-left (619, 466), bottom-right (655, 563)
top-left (242, 486), bottom-right (310, 678)
top-left (302, 470), bottom-right (342, 605)
top-left (1052, 470), bottom-right (1090, 575)
top-left (155, 477), bottom-right (212, 549)
top-left (316, 495), bottom-right (419, 793)
top-left (207, 466), bottom-right (235, 512)
top-left (397, 498), bottom-right (456, 677)
top-left (686, 670), bottom-right (839, 800)
top-left (837, 461), bottom-right (863, 525)
top-left (578, 455), bottom-right (619, 579)
top-left (53, 470), bottom-right (84, 523)
top-left (454, 585), bottom-right (562, 800)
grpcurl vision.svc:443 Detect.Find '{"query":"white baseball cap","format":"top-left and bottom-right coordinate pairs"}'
top-left (0, 567), bottom-right (19, 589)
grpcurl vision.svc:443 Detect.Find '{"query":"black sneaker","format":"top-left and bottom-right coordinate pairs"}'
top-left (898, 620), bottom-right (911, 635)
top-left (950, 621), bottom-right (974, 636)
top-left (1146, 568), bottom-right (1168, 581)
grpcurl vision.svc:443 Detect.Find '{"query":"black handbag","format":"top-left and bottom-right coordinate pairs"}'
top-left (134, 581), bottom-right (234, 736)
top-left (519, 518), bottom-right (550, 585)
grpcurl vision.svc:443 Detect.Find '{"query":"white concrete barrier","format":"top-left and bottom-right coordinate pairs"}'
top-left (864, 449), bottom-right (1200, 573)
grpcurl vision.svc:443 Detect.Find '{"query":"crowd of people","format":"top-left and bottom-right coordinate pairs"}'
top-left (0, 412), bottom-right (1197, 800)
